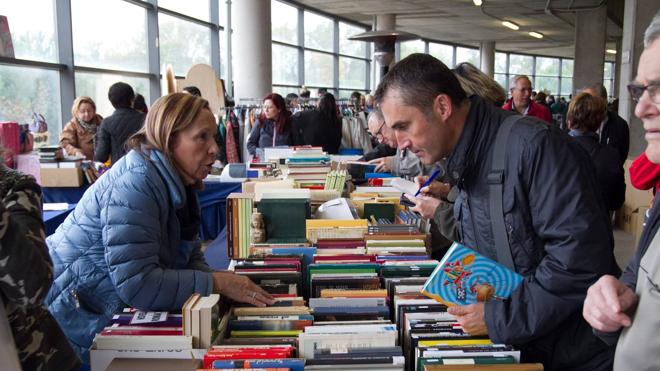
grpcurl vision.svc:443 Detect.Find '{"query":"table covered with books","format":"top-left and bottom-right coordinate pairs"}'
top-left (87, 148), bottom-right (542, 371)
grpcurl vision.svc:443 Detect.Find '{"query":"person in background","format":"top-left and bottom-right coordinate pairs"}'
top-left (299, 86), bottom-right (311, 99)
top-left (291, 93), bottom-right (342, 154)
top-left (182, 85), bottom-right (202, 97)
top-left (547, 94), bottom-right (556, 107)
top-left (364, 94), bottom-right (375, 112)
top-left (350, 91), bottom-right (363, 111)
top-left (46, 93), bottom-right (274, 364)
top-left (246, 93), bottom-right (294, 158)
top-left (133, 93), bottom-right (148, 114)
top-left (286, 93), bottom-right (301, 112)
top-left (583, 12), bottom-right (660, 370)
top-left (0, 144), bottom-right (80, 371)
top-left (452, 62), bottom-right (507, 107)
top-left (567, 92), bottom-right (625, 213)
top-left (502, 75), bottom-right (552, 123)
top-left (95, 82), bottom-right (145, 165)
top-left (59, 96), bottom-right (103, 160)
top-left (317, 87), bottom-right (328, 98)
top-left (583, 83), bottom-right (630, 166)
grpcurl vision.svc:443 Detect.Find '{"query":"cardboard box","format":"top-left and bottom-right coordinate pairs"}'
top-left (617, 204), bottom-right (649, 248)
top-left (623, 159), bottom-right (654, 208)
top-left (40, 167), bottom-right (83, 187)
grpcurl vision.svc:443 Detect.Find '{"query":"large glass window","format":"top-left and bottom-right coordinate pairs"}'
top-left (304, 12), bottom-right (333, 52)
top-left (158, 13), bottom-right (211, 76)
top-left (304, 51), bottom-right (333, 87)
top-left (560, 77), bottom-right (573, 96)
top-left (455, 47), bottom-right (479, 67)
top-left (429, 43), bottom-right (453, 66)
top-left (603, 62), bottom-right (614, 98)
top-left (0, 65), bottom-right (61, 143)
top-left (495, 53), bottom-right (507, 73)
top-left (75, 72), bottom-right (149, 118)
top-left (271, 0), bottom-right (298, 45)
top-left (72, 0), bottom-right (148, 72)
top-left (339, 22), bottom-right (366, 57)
top-left (272, 44), bottom-right (299, 85)
top-left (561, 59), bottom-right (574, 77)
top-left (158, 0), bottom-right (209, 21)
top-left (339, 57), bottom-right (366, 89)
top-left (535, 57), bottom-right (560, 95)
top-left (400, 40), bottom-right (425, 59)
top-left (2, 0), bottom-right (57, 62)
top-left (509, 54), bottom-right (534, 75)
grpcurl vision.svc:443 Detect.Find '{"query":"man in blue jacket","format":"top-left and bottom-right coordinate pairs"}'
top-left (375, 53), bottom-right (619, 370)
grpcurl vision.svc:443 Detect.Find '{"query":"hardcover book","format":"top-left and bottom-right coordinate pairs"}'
top-left (421, 243), bottom-right (523, 306)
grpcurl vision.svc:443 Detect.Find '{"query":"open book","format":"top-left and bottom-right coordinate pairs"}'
top-left (421, 243), bottom-right (523, 306)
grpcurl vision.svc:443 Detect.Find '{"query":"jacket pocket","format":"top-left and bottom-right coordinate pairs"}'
top-left (502, 192), bottom-right (536, 272)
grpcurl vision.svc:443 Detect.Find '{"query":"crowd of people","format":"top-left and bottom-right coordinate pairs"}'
top-left (1, 10), bottom-right (659, 371)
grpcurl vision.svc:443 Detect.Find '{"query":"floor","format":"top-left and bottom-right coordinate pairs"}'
top-left (613, 227), bottom-right (637, 269)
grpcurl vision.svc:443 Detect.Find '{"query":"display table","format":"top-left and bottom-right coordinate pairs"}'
top-left (41, 181), bottom-right (242, 240)
top-left (42, 204), bottom-right (76, 236)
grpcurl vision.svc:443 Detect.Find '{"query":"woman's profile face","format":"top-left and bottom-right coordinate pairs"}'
top-left (77, 102), bottom-right (95, 123)
top-left (170, 109), bottom-right (219, 184)
top-left (263, 99), bottom-right (280, 120)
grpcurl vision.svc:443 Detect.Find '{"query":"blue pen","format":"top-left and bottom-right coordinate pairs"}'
top-left (414, 168), bottom-right (444, 197)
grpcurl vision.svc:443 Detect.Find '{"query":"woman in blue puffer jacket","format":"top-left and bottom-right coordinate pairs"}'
top-left (45, 93), bottom-right (274, 364)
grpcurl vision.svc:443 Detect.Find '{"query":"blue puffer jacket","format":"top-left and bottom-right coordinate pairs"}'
top-left (45, 149), bottom-right (214, 362)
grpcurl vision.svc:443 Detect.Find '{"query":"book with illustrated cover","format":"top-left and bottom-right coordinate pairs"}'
top-left (421, 243), bottom-right (523, 306)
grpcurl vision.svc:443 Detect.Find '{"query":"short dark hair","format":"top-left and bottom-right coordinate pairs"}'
top-left (374, 53), bottom-right (467, 116)
top-left (568, 92), bottom-right (606, 132)
top-left (108, 82), bottom-right (135, 109)
top-left (182, 86), bottom-right (202, 97)
top-left (286, 93), bottom-right (299, 107)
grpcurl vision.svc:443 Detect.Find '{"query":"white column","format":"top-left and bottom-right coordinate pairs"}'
top-left (233, 0), bottom-right (272, 101)
top-left (479, 41), bottom-right (495, 77)
top-left (573, 5), bottom-right (607, 94)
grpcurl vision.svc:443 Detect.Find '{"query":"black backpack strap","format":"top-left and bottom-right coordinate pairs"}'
top-left (488, 115), bottom-right (522, 271)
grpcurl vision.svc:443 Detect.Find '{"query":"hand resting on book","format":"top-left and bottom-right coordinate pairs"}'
top-left (212, 271), bottom-right (275, 307)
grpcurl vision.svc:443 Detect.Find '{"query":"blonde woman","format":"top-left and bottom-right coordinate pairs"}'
top-left (59, 96), bottom-right (103, 160)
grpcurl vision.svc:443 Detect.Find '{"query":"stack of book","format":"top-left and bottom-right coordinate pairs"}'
top-left (365, 238), bottom-right (427, 255)
top-left (228, 297), bottom-right (312, 338)
top-left (286, 147), bottom-right (331, 166)
top-left (226, 193), bottom-right (255, 258)
top-left (284, 163), bottom-right (332, 183)
top-left (305, 219), bottom-right (368, 243)
top-left (231, 255), bottom-right (304, 297)
top-left (182, 293), bottom-right (224, 349)
top-left (202, 344), bottom-right (305, 370)
top-left (315, 238), bottom-right (366, 255)
top-left (323, 169), bottom-right (347, 193)
top-left (37, 145), bottom-right (63, 167)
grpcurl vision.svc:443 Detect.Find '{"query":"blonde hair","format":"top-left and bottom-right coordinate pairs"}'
top-left (453, 63), bottom-right (507, 106)
top-left (129, 92), bottom-right (211, 159)
top-left (567, 92), bottom-right (606, 132)
top-left (71, 96), bottom-right (97, 121)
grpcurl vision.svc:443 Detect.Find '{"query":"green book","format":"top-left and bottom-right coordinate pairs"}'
top-left (364, 202), bottom-right (396, 222)
top-left (257, 198), bottom-right (310, 243)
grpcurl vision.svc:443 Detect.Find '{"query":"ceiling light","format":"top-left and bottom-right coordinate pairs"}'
top-left (606, 49), bottom-right (617, 54)
top-left (528, 31), bottom-right (543, 39)
top-left (473, 0), bottom-right (483, 6)
top-left (502, 21), bottom-right (519, 30)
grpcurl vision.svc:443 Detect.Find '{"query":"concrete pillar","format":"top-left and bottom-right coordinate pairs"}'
top-left (618, 0), bottom-right (660, 159)
top-left (613, 38), bottom-right (622, 98)
top-left (573, 5), bottom-right (607, 95)
top-left (480, 41), bottom-right (495, 77)
top-left (233, 0), bottom-right (271, 101)
top-left (372, 14), bottom-right (396, 88)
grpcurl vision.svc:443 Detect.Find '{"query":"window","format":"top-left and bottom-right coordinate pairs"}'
top-left (272, 44), bottom-right (299, 85)
top-left (0, 65), bottom-right (61, 144)
top-left (509, 54), bottom-right (533, 75)
top-left (456, 47), bottom-right (479, 68)
top-left (429, 43), bottom-right (453, 66)
top-left (158, 0), bottom-right (209, 21)
top-left (339, 22), bottom-right (366, 57)
top-left (304, 12), bottom-right (333, 52)
top-left (561, 59), bottom-right (574, 77)
top-left (603, 62), bottom-right (614, 98)
top-left (158, 13), bottom-right (211, 76)
top-left (75, 72), bottom-right (149, 118)
top-left (304, 51), bottom-right (333, 87)
top-left (495, 74), bottom-right (509, 92)
top-left (560, 77), bottom-right (573, 96)
top-left (495, 53), bottom-right (507, 74)
top-left (272, 0), bottom-right (298, 45)
top-left (72, 0), bottom-right (148, 72)
top-left (2, 0), bottom-right (57, 62)
top-left (339, 57), bottom-right (367, 89)
top-left (535, 57), bottom-right (560, 95)
top-left (400, 40), bottom-right (425, 59)
top-left (219, 30), bottom-right (227, 78)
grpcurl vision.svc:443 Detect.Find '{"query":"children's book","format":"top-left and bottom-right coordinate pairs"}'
top-left (421, 243), bottom-right (523, 306)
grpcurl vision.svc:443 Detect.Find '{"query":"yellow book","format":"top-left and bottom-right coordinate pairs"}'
top-left (306, 219), bottom-right (369, 228)
top-left (418, 339), bottom-right (493, 347)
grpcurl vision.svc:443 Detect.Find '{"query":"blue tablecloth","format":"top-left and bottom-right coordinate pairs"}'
top-left (203, 226), bottom-right (231, 270)
top-left (43, 204), bottom-right (76, 236)
top-left (41, 181), bottom-right (242, 241)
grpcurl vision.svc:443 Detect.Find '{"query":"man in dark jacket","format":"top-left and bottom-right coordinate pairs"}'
top-left (95, 82), bottom-right (145, 164)
top-left (583, 13), bottom-right (660, 370)
top-left (375, 53), bottom-right (619, 370)
top-left (583, 82), bottom-right (630, 165)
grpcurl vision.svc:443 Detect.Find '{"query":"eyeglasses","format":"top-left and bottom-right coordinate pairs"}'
top-left (371, 121), bottom-right (386, 140)
top-left (627, 82), bottom-right (660, 104)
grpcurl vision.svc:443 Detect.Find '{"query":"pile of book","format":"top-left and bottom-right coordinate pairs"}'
top-left (231, 255), bottom-right (304, 297)
top-left (202, 343), bottom-right (305, 370)
top-left (323, 169), bottom-right (347, 193)
top-left (226, 193), bottom-right (255, 258)
top-left (182, 293), bottom-right (223, 349)
top-left (286, 147), bottom-right (331, 166)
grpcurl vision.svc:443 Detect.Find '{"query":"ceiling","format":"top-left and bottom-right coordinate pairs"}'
top-left (292, 0), bottom-right (622, 60)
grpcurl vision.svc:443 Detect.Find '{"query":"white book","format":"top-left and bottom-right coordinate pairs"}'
top-left (308, 297), bottom-right (387, 309)
top-left (390, 178), bottom-right (419, 196)
top-left (298, 332), bottom-right (397, 359)
top-left (303, 323), bottom-right (396, 334)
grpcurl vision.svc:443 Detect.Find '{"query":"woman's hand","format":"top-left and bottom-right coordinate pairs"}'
top-left (212, 271), bottom-right (275, 307)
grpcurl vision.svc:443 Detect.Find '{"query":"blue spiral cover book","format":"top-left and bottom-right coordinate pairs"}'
top-left (421, 243), bottom-right (523, 306)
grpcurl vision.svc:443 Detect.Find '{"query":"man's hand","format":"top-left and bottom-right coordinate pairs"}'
top-left (368, 156), bottom-right (393, 172)
top-left (414, 175), bottom-right (451, 198)
top-left (404, 193), bottom-right (441, 219)
top-left (212, 271), bottom-right (275, 307)
top-left (583, 275), bottom-right (638, 332)
top-left (447, 303), bottom-right (488, 336)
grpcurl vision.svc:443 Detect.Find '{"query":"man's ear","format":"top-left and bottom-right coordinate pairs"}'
top-left (433, 94), bottom-right (453, 122)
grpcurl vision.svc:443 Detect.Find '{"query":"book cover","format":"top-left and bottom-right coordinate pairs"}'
top-left (421, 243), bottom-right (523, 306)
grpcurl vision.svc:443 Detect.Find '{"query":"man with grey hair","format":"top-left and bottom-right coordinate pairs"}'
top-left (583, 82), bottom-right (630, 165)
top-left (583, 11), bottom-right (660, 370)
top-left (502, 75), bottom-right (552, 123)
